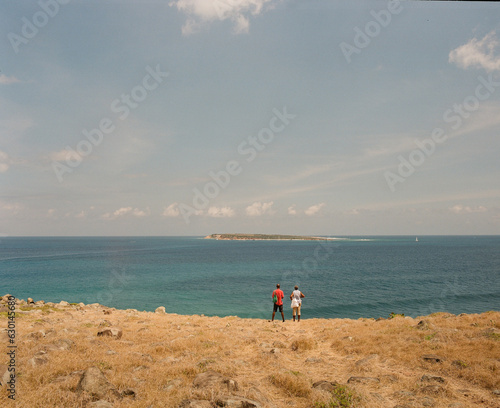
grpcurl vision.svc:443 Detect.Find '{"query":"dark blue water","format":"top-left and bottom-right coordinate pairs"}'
top-left (0, 236), bottom-right (498, 319)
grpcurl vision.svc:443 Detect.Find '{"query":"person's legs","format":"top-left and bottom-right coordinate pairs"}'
top-left (272, 303), bottom-right (277, 321)
top-left (279, 305), bottom-right (285, 322)
top-left (297, 304), bottom-right (301, 321)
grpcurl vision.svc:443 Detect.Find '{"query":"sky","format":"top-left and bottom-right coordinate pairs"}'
top-left (1, 0), bottom-right (500, 236)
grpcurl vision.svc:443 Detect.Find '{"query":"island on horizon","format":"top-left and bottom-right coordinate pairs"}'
top-left (204, 233), bottom-right (336, 241)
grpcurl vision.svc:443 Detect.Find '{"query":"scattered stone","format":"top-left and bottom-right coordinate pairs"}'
top-left (121, 388), bottom-right (136, 398)
top-left (421, 375), bottom-right (445, 383)
top-left (178, 400), bottom-right (212, 408)
top-left (355, 353), bottom-right (378, 367)
top-left (492, 389), bottom-right (500, 395)
top-left (97, 327), bottom-right (123, 339)
top-left (312, 380), bottom-right (340, 392)
top-left (193, 370), bottom-right (238, 391)
top-left (28, 351), bottom-right (48, 367)
top-left (421, 384), bottom-right (444, 395)
top-left (75, 366), bottom-right (120, 399)
top-left (50, 338), bottom-right (75, 350)
top-left (393, 390), bottom-right (415, 398)
top-left (421, 396), bottom-right (435, 406)
top-left (215, 395), bottom-right (262, 407)
top-left (422, 354), bottom-right (444, 363)
top-left (27, 297), bottom-right (35, 304)
top-left (305, 357), bottom-right (323, 363)
top-left (163, 378), bottom-right (183, 391)
top-left (59, 300), bottom-right (69, 307)
top-left (155, 306), bottom-right (166, 314)
top-left (103, 309), bottom-right (112, 315)
top-left (88, 400), bottom-right (114, 408)
top-left (417, 320), bottom-right (430, 330)
top-left (0, 364), bottom-right (10, 387)
top-left (98, 320), bottom-right (113, 327)
top-left (347, 376), bottom-right (380, 384)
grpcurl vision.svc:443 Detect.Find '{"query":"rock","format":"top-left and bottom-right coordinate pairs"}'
top-left (355, 354), bottom-right (378, 367)
top-left (97, 327), bottom-right (123, 339)
top-left (305, 357), bottom-right (323, 363)
top-left (0, 364), bottom-right (11, 387)
top-left (163, 378), bottom-right (183, 391)
top-left (492, 389), bottom-right (500, 395)
top-left (28, 351), bottom-right (48, 367)
top-left (193, 370), bottom-right (238, 391)
top-left (59, 300), bottom-right (69, 307)
top-left (27, 297), bottom-right (35, 304)
top-left (312, 380), bottom-right (340, 392)
top-left (421, 375), bottom-right (445, 383)
top-left (347, 376), bottom-right (380, 384)
top-left (35, 300), bottom-right (45, 306)
top-left (76, 366), bottom-right (120, 399)
top-left (422, 354), bottom-right (444, 363)
top-left (393, 390), bottom-right (415, 398)
top-left (178, 400), bottom-right (212, 408)
top-left (88, 400), bottom-right (114, 408)
top-left (121, 388), bottom-right (136, 398)
top-left (421, 396), bottom-right (435, 406)
top-left (50, 338), bottom-right (75, 350)
top-left (155, 306), bottom-right (166, 314)
top-left (215, 395), bottom-right (262, 407)
top-left (103, 309), bottom-right (112, 315)
top-left (417, 320), bottom-right (430, 330)
top-left (421, 385), bottom-right (444, 395)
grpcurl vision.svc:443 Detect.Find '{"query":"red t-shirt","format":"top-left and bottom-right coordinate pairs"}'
top-left (272, 289), bottom-right (284, 306)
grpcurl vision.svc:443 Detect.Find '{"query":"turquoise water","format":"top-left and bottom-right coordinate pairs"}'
top-left (0, 236), bottom-right (499, 319)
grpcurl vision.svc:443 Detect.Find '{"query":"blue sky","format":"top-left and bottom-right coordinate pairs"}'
top-left (1, 0), bottom-right (500, 236)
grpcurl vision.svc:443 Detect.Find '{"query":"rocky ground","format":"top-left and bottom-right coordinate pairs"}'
top-left (0, 294), bottom-right (499, 407)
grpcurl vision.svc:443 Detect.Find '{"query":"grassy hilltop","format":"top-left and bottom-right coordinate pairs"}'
top-left (1, 295), bottom-right (499, 407)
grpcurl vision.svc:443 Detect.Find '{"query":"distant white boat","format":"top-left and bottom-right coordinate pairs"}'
top-left (416, 237), bottom-right (419, 242)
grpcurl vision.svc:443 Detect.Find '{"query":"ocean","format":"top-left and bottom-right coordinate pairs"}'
top-left (0, 236), bottom-right (499, 320)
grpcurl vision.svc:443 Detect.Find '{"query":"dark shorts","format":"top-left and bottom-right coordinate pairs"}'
top-left (273, 303), bottom-right (283, 313)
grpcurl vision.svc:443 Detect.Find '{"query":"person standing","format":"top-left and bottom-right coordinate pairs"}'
top-left (290, 285), bottom-right (305, 322)
top-left (272, 283), bottom-right (285, 322)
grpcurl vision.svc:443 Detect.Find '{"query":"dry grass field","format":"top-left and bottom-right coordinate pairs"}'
top-left (1, 295), bottom-right (499, 408)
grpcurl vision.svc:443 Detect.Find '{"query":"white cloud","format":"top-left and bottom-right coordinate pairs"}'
top-left (305, 203), bottom-right (325, 216)
top-left (163, 203), bottom-right (181, 217)
top-left (246, 201), bottom-right (274, 216)
top-left (102, 207), bottom-right (149, 220)
top-left (0, 150), bottom-right (10, 173)
top-left (449, 204), bottom-right (488, 214)
top-left (75, 211), bottom-right (86, 218)
top-left (449, 31), bottom-right (500, 72)
top-left (207, 206), bottom-right (235, 217)
top-left (170, 0), bottom-right (277, 35)
top-left (0, 74), bottom-right (21, 85)
top-left (48, 149), bottom-right (82, 163)
top-left (288, 205), bottom-right (297, 215)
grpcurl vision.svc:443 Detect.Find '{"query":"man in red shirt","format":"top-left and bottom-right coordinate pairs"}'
top-left (272, 283), bottom-right (285, 322)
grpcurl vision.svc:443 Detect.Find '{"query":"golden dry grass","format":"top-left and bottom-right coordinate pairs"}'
top-left (1, 300), bottom-right (499, 408)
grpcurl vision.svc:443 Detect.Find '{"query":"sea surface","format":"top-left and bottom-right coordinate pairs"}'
top-left (0, 236), bottom-right (499, 320)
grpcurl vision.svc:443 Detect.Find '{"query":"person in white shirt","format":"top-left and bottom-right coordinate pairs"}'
top-left (290, 285), bottom-right (305, 322)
